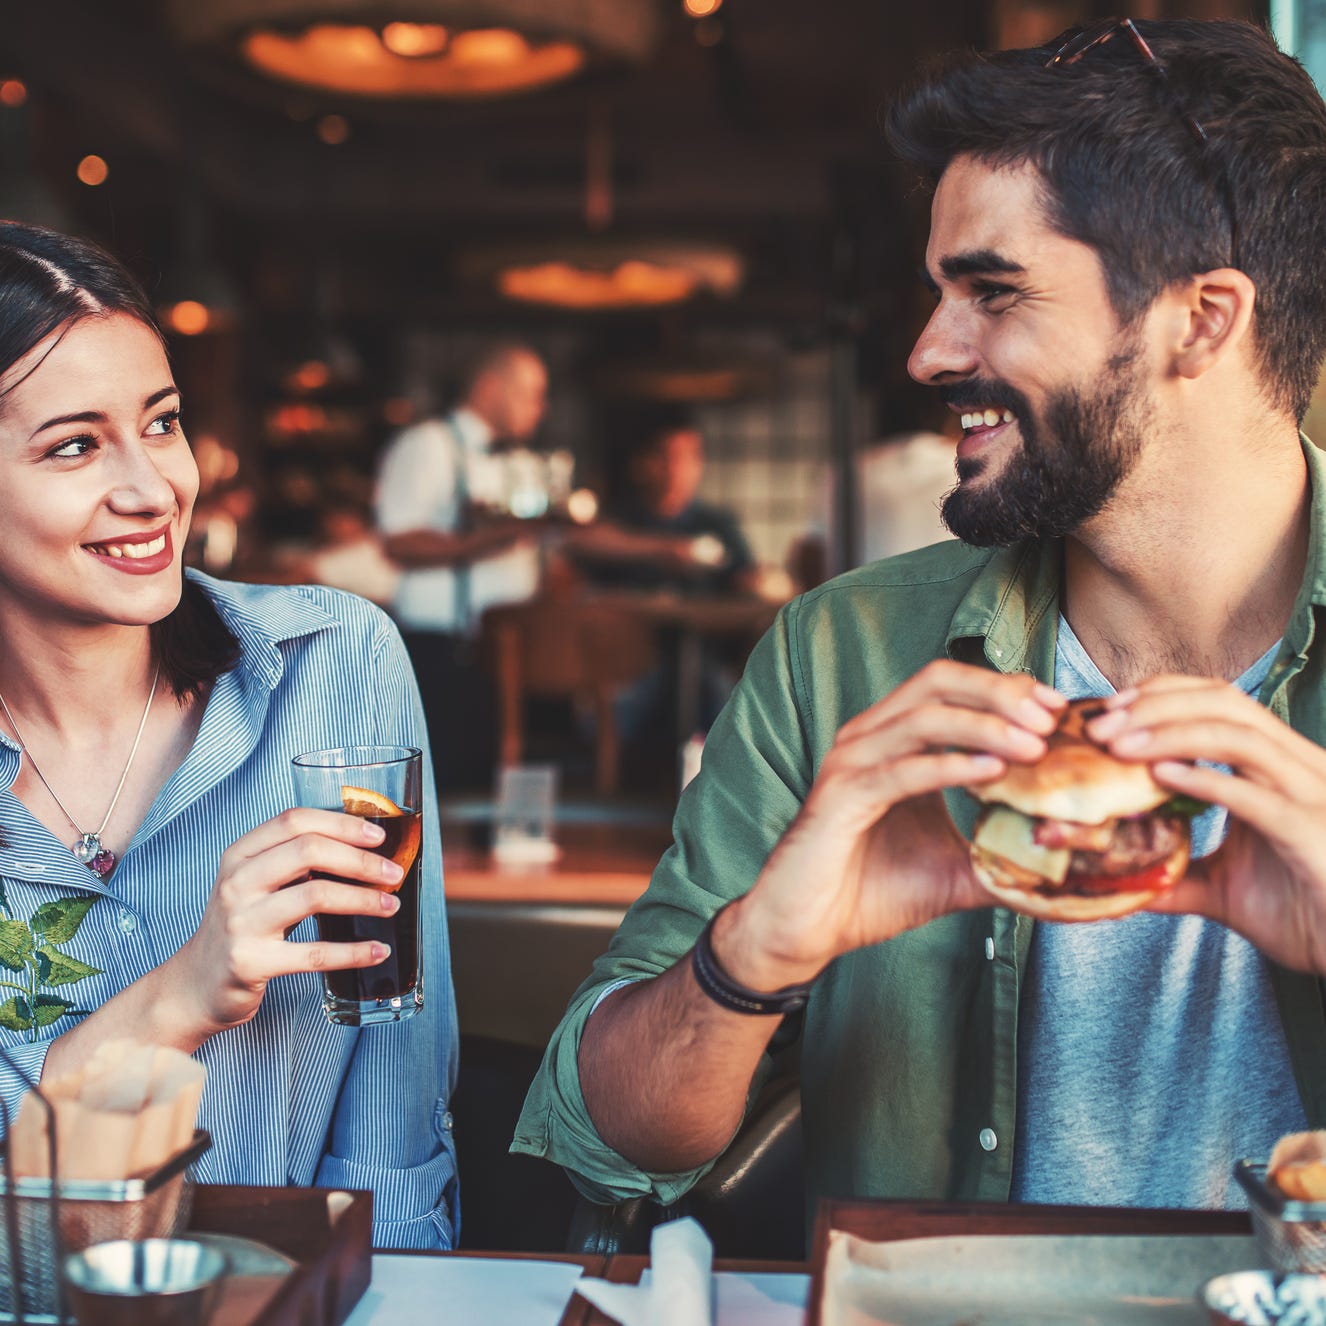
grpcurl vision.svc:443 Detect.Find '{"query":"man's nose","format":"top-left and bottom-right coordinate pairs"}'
top-left (907, 303), bottom-right (980, 386)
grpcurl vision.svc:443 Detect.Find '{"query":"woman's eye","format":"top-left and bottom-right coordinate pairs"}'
top-left (47, 436), bottom-right (95, 459)
top-left (147, 408), bottom-right (181, 436)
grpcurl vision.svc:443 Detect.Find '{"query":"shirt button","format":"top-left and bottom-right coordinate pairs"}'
top-left (117, 908), bottom-right (137, 934)
top-left (979, 1128), bottom-right (998, 1152)
top-left (439, 1110), bottom-right (454, 1131)
top-left (984, 937), bottom-right (995, 960)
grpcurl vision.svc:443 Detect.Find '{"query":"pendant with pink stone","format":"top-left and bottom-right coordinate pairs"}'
top-left (72, 834), bottom-right (115, 878)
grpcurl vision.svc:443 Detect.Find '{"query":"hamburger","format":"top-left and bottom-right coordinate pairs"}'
top-left (967, 698), bottom-right (1203, 922)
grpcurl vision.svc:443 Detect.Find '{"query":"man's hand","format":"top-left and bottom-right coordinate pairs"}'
top-left (1087, 676), bottom-right (1326, 974)
top-left (715, 661), bottom-right (1066, 991)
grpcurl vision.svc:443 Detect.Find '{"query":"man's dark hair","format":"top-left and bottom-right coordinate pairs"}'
top-left (0, 221), bottom-right (239, 699)
top-left (886, 19), bottom-right (1326, 421)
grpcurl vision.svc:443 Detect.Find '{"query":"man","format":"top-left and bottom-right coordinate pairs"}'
top-left (574, 415), bottom-right (756, 596)
top-left (514, 18), bottom-right (1326, 1221)
top-left (375, 343), bottom-right (548, 791)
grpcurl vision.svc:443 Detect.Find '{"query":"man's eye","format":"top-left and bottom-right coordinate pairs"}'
top-left (976, 285), bottom-right (1018, 309)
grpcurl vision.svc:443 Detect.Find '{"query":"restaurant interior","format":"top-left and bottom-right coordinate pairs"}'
top-left (3, 0), bottom-right (1306, 1315)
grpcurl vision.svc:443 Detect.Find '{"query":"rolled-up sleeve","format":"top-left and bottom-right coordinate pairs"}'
top-left (511, 604), bottom-right (812, 1204)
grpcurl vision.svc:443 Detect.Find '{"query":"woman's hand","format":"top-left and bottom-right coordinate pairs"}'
top-left (169, 808), bottom-right (404, 1039)
top-left (1087, 676), bottom-right (1326, 974)
top-left (714, 661), bottom-right (1066, 990)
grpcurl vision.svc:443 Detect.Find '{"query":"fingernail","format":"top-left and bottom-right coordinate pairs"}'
top-left (1008, 724), bottom-right (1046, 754)
top-left (1088, 710), bottom-right (1126, 738)
top-left (381, 858), bottom-right (404, 882)
top-left (970, 755), bottom-right (1003, 774)
top-left (380, 891), bottom-right (400, 913)
top-left (362, 821), bottom-right (386, 843)
top-left (1033, 683), bottom-right (1066, 707)
top-left (1019, 697), bottom-right (1058, 731)
top-left (371, 943), bottom-right (392, 962)
top-left (1113, 728), bottom-right (1152, 753)
top-left (1106, 688), bottom-right (1138, 709)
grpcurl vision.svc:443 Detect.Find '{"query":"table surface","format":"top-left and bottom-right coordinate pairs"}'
top-left (188, 1187), bottom-right (1262, 1326)
top-left (442, 822), bottom-right (671, 905)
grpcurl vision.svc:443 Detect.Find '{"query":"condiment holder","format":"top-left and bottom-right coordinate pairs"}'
top-left (63, 1238), bottom-right (226, 1326)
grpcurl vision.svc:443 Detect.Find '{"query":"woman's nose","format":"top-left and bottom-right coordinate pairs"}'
top-left (107, 443), bottom-right (175, 515)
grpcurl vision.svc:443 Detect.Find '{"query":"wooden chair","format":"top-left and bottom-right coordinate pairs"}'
top-left (482, 595), bottom-right (657, 795)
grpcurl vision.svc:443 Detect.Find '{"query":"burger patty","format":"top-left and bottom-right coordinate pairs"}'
top-left (1066, 812), bottom-right (1188, 880)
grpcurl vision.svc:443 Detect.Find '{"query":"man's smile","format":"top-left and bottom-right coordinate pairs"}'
top-left (959, 407), bottom-right (1016, 435)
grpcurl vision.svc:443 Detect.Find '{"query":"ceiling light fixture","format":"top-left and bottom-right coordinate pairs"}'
top-left (165, 1), bottom-right (660, 100)
top-left (461, 239), bottom-right (745, 311)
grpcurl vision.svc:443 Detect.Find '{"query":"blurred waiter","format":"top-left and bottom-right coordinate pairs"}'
top-left (375, 343), bottom-right (548, 792)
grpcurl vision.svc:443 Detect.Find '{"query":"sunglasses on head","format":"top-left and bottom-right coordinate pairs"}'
top-left (1043, 17), bottom-right (1240, 270)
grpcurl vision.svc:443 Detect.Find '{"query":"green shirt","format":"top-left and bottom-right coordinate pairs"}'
top-left (512, 437), bottom-right (1326, 1213)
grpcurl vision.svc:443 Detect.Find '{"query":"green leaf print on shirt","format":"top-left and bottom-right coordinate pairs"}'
top-left (0, 894), bottom-right (102, 1041)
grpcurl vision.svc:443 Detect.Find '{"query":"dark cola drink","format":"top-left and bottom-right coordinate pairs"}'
top-left (318, 808), bottom-right (423, 1018)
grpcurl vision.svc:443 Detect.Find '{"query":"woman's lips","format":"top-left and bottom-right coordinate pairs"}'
top-left (82, 527), bottom-right (174, 575)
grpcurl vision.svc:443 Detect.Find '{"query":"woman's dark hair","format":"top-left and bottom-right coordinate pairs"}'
top-left (886, 19), bottom-right (1326, 422)
top-left (0, 221), bottom-right (239, 700)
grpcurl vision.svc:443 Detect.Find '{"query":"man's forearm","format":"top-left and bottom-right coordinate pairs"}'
top-left (577, 913), bottom-right (787, 1174)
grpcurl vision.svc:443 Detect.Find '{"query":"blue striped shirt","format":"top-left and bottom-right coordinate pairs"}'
top-left (0, 572), bottom-right (459, 1249)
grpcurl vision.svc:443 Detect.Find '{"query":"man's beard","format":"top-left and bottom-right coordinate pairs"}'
top-left (940, 347), bottom-right (1150, 547)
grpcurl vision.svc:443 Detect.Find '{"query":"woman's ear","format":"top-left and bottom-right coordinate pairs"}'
top-left (1167, 267), bottom-right (1257, 381)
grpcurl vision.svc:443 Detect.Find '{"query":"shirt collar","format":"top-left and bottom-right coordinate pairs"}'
top-left (186, 570), bottom-right (344, 692)
top-left (943, 434), bottom-right (1326, 682)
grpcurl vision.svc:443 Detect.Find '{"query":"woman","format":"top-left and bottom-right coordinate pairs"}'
top-left (0, 222), bottom-right (457, 1249)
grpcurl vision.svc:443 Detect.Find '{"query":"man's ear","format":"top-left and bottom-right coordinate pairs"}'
top-left (1168, 268), bottom-right (1257, 380)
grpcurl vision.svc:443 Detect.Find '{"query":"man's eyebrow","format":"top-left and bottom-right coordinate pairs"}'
top-left (937, 249), bottom-right (1026, 282)
top-left (31, 385), bottom-right (179, 438)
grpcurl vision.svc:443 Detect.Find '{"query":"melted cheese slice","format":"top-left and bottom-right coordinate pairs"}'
top-left (973, 806), bottom-right (1071, 885)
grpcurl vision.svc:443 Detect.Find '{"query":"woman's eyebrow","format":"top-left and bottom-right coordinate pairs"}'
top-left (31, 384), bottom-right (179, 438)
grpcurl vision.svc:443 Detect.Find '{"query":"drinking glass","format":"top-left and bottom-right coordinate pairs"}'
top-left (290, 745), bottom-right (424, 1026)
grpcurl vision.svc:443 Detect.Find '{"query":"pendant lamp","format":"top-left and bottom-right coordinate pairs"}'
top-left (164, 1), bottom-right (660, 100)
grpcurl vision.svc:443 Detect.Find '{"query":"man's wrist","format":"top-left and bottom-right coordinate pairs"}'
top-left (709, 897), bottom-right (828, 994)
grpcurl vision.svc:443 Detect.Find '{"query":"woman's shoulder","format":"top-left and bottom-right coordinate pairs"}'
top-left (188, 572), bottom-right (403, 657)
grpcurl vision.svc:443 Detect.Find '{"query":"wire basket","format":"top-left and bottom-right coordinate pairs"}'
top-left (1235, 1159), bottom-right (1326, 1275)
top-left (0, 1045), bottom-right (211, 1324)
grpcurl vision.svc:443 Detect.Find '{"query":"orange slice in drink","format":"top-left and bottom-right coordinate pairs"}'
top-left (341, 785), bottom-right (404, 818)
top-left (341, 785), bottom-right (422, 881)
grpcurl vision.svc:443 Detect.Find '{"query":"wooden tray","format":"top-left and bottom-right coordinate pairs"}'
top-left (806, 1198), bottom-right (1253, 1326)
top-left (188, 1184), bottom-right (373, 1326)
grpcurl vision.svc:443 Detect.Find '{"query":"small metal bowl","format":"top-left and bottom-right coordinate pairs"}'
top-left (62, 1238), bottom-right (226, 1326)
top-left (1199, 1269), bottom-right (1326, 1325)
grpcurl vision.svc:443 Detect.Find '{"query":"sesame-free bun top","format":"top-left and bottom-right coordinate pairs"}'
top-left (970, 698), bottom-right (1171, 825)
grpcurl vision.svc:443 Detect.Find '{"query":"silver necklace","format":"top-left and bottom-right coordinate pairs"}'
top-left (0, 664), bottom-right (161, 879)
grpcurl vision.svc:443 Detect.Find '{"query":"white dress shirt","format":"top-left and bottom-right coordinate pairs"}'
top-left (374, 408), bottom-right (540, 634)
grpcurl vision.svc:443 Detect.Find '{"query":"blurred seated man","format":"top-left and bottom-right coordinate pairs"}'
top-left (573, 414), bottom-right (756, 598)
top-left (571, 415), bottom-right (757, 769)
top-left (514, 19), bottom-right (1326, 1231)
top-left (375, 343), bottom-right (547, 792)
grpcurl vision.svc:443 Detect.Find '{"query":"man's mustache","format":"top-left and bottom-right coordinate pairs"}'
top-left (939, 379), bottom-right (1029, 416)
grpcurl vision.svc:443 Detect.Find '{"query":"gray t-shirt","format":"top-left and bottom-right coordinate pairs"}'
top-left (1008, 618), bottom-right (1306, 1208)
